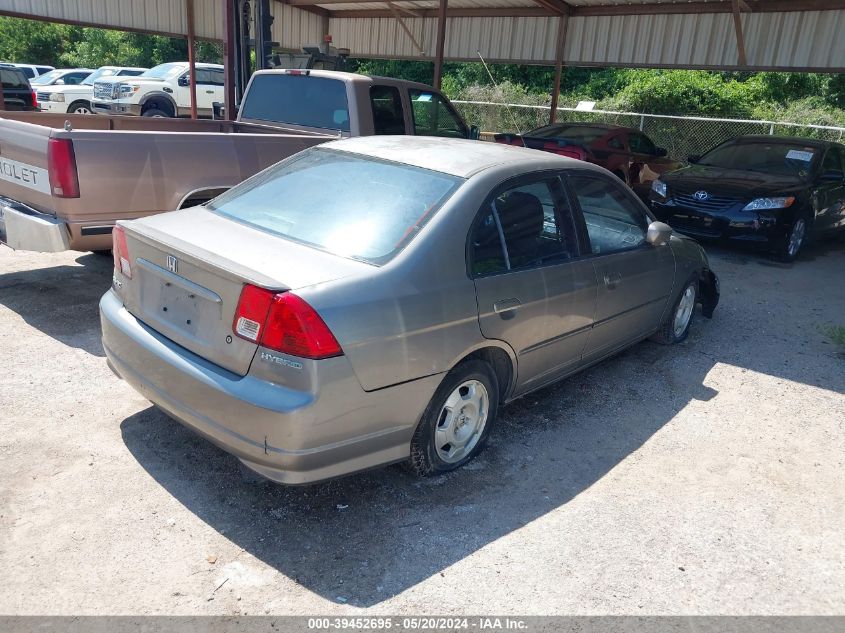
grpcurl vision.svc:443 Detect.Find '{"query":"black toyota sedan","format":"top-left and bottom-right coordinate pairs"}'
top-left (649, 136), bottom-right (845, 261)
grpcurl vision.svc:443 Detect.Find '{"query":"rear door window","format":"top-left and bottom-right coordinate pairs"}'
top-left (409, 90), bottom-right (468, 138)
top-left (196, 68), bottom-right (224, 86)
top-left (370, 85), bottom-right (406, 135)
top-left (470, 177), bottom-right (578, 276)
top-left (240, 74), bottom-right (350, 132)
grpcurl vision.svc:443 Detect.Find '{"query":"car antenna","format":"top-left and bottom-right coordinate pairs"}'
top-left (476, 49), bottom-right (526, 148)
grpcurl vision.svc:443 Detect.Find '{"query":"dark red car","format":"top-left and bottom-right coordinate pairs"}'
top-left (495, 123), bottom-right (682, 200)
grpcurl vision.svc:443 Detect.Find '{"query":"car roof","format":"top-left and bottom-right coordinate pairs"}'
top-left (319, 135), bottom-right (591, 178)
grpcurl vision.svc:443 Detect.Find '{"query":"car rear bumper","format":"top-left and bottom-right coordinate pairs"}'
top-left (651, 199), bottom-right (792, 248)
top-left (100, 289), bottom-right (440, 484)
top-left (0, 196), bottom-right (70, 252)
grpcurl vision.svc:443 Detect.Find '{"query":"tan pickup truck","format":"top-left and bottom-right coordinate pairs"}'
top-left (0, 69), bottom-right (476, 253)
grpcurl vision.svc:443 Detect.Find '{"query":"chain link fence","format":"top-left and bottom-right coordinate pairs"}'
top-left (453, 100), bottom-right (845, 162)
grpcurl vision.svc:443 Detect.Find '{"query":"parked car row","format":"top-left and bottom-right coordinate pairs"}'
top-left (496, 122), bottom-right (845, 261)
top-left (3, 60), bottom-right (225, 118)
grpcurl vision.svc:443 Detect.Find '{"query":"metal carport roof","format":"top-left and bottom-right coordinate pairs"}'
top-left (2, 0), bottom-right (844, 119)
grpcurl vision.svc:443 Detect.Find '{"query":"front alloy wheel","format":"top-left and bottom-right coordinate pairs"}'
top-left (651, 278), bottom-right (697, 345)
top-left (783, 218), bottom-right (806, 261)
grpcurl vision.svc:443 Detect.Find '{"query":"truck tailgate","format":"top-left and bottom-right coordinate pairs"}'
top-left (0, 116), bottom-right (53, 211)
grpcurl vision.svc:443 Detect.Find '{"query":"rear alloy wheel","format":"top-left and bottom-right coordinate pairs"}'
top-left (779, 217), bottom-right (807, 262)
top-left (409, 360), bottom-right (499, 476)
top-left (651, 279), bottom-right (697, 345)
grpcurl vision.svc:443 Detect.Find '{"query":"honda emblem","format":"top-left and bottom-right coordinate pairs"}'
top-left (166, 255), bottom-right (178, 274)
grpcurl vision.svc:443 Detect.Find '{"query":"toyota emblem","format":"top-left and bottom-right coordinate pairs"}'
top-left (693, 190), bottom-right (710, 201)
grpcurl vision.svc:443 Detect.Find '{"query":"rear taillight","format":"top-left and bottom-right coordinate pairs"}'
top-left (112, 225), bottom-right (132, 278)
top-left (47, 138), bottom-right (80, 198)
top-left (233, 285), bottom-right (342, 360)
top-left (233, 285), bottom-right (275, 342)
top-left (31, 90), bottom-right (38, 108)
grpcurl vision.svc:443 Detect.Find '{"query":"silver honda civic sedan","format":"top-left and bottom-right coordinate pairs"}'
top-left (100, 136), bottom-right (719, 484)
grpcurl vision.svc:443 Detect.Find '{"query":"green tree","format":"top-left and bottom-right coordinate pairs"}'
top-left (0, 17), bottom-right (79, 67)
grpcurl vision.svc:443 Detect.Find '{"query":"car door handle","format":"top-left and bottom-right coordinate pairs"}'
top-left (603, 272), bottom-right (623, 289)
top-left (493, 298), bottom-right (521, 314)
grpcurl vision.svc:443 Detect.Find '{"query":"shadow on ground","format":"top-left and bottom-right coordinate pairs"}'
top-left (118, 236), bottom-right (845, 607)
top-left (0, 252), bottom-right (112, 356)
top-left (4, 237), bottom-right (843, 607)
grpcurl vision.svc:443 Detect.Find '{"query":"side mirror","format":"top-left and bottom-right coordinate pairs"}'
top-left (821, 169), bottom-right (845, 182)
top-left (687, 154), bottom-right (701, 164)
top-left (177, 75), bottom-right (190, 87)
top-left (55, 78), bottom-right (65, 85)
top-left (646, 221), bottom-right (673, 247)
top-left (654, 147), bottom-right (668, 157)
top-left (469, 125), bottom-right (481, 140)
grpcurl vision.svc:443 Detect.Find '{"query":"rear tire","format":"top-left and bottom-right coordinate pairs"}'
top-left (408, 360), bottom-right (499, 477)
top-left (651, 278), bottom-right (697, 345)
top-left (142, 108), bottom-right (170, 118)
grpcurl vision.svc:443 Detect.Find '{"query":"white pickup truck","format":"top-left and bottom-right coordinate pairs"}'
top-left (38, 66), bottom-right (147, 115)
top-left (91, 62), bottom-right (224, 118)
top-left (0, 69), bottom-right (478, 253)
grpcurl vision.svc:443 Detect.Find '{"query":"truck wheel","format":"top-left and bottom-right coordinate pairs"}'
top-left (408, 360), bottom-right (499, 477)
top-left (142, 108), bottom-right (170, 118)
top-left (67, 101), bottom-right (92, 114)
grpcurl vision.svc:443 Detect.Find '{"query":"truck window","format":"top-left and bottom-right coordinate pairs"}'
top-left (409, 90), bottom-right (468, 139)
top-left (370, 85), bottom-right (405, 135)
top-left (196, 68), bottom-right (224, 86)
top-left (240, 74), bottom-right (350, 132)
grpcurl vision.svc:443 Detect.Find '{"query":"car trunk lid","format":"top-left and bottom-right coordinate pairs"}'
top-left (118, 207), bottom-right (370, 376)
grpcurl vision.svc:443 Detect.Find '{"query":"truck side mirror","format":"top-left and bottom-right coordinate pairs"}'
top-left (178, 75), bottom-right (190, 87)
top-left (655, 147), bottom-right (668, 157)
top-left (470, 125), bottom-right (480, 140)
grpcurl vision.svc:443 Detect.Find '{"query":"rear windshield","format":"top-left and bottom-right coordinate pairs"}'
top-left (699, 140), bottom-right (818, 177)
top-left (207, 148), bottom-right (463, 264)
top-left (1, 69), bottom-right (28, 89)
top-left (528, 125), bottom-right (609, 143)
top-left (240, 74), bottom-right (350, 132)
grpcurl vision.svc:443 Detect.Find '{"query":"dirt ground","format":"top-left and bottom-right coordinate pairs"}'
top-left (1, 238), bottom-right (843, 615)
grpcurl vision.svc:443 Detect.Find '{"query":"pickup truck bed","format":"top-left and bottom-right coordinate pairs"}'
top-left (0, 112), bottom-right (333, 252)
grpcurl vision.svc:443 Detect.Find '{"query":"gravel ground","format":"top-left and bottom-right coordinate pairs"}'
top-left (1, 238), bottom-right (843, 615)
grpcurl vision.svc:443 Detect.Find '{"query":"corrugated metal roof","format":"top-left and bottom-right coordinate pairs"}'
top-left (1, 0), bottom-right (844, 71)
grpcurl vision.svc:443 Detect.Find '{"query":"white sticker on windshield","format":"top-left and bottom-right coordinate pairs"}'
top-left (786, 149), bottom-right (814, 161)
